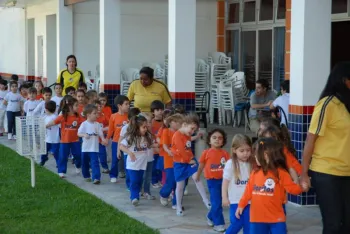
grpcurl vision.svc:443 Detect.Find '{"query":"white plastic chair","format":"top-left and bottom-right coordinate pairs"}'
top-left (121, 68), bottom-right (139, 96)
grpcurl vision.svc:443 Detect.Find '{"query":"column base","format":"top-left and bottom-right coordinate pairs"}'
top-left (288, 104), bottom-right (316, 205)
top-left (170, 92), bottom-right (195, 112)
top-left (100, 84), bottom-right (120, 113)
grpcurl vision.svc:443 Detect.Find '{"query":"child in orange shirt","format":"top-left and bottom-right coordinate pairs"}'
top-left (47, 95), bottom-right (82, 178)
top-left (99, 92), bottom-right (112, 120)
top-left (171, 114), bottom-right (209, 217)
top-left (236, 138), bottom-right (305, 234)
top-left (86, 90), bottom-right (98, 105)
top-left (159, 114), bottom-right (184, 208)
top-left (150, 100), bottom-right (164, 187)
top-left (106, 95), bottom-right (130, 183)
top-left (95, 100), bottom-right (110, 173)
top-left (34, 80), bottom-right (44, 100)
top-left (195, 129), bottom-right (230, 232)
top-left (76, 89), bottom-right (86, 123)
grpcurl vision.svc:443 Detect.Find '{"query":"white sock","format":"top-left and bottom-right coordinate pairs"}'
top-left (192, 172), bottom-right (209, 206)
top-left (176, 181), bottom-right (185, 212)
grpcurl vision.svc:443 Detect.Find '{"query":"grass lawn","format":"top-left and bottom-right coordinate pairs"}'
top-left (0, 145), bottom-right (159, 234)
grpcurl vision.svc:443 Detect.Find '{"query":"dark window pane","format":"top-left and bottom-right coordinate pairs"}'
top-left (332, 0), bottom-right (347, 14)
top-left (227, 30), bottom-right (240, 70)
top-left (243, 1), bottom-right (256, 22)
top-left (277, 0), bottom-right (286, 19)
top-left (260, 0), bottom-right (273, 21)
top-left (258, 30), bottom-right (273, 88)
top-left (229, 3), bottom-right (240, 24)
top-left (242, 31), bottom-right (256, 89)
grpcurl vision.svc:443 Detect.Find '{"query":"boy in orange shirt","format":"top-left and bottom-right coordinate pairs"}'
top-left (95, 100), bottom-right (110, 173)
top-left (106, 95), bottom-right (130, 183)
top-left (195, 129), bottom-right (230, 232)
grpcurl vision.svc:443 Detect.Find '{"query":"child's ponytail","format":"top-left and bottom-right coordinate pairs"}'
top-left (59, 95), bottom-right (78, 120)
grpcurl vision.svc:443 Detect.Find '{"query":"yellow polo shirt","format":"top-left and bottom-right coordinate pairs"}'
top-left (309, 96), bottom-right (350, 176)
top-left (127, 79), bottom-right (172, 112)
top-left (57, 68), bottom-right (85, 95)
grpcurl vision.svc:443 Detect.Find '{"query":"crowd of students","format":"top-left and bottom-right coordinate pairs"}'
top-left (0, 75), bottom-right (309, 234)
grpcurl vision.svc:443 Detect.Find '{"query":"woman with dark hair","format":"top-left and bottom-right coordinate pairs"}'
top-left (57, 55), bottom-right (85, 95)
top-left (127, 67), bottom-right (172, 112)
top-left (300, 62), bottom-right (350, 234)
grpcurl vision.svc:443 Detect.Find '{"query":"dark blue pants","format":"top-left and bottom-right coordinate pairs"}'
top-left (152, 154), bottom-right (162, 184)
top-left (6, 111), bottom-right (20, 135)
top-left (160, 168), bottom-right (177, 205)
top-left (124, 154), bottom-right (130, 189)
top-left (41, 143), bottom-right (59, 166)
top-left (226, 204), bottom-right (250, 234)
top-left (250, 222), bottom-right (286, 234)
top-left (98, 143), bottom-right (108, 170)
top-left (110, 142), bottom-right (119, 179)
top-left (143, 161), bottom-right (153, 194)
top-left (207, 179), bottom-right (225, 226)
top-left (129, 169), bottom-right (144, 200)
top-left (58, 142), bottom-right (81, 173)
top-left (82, 152), bottom-right (101, 181)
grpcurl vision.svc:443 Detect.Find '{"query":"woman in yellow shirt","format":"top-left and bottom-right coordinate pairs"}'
top-left (57, 55), bottom-right (85, 95)
top-left (127, 67), bottom-right (172, 112)
top-left (301, 62), bottom-right (350, 233)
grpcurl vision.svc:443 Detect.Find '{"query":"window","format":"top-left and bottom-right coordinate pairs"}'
top-left (243, 1), bottom-right (256, 22)
top-left (226, 30), bottom-right (240, 70)
top-left (242, 31), bottom-right (256, 89)
top-left (229, 3), bottom-right (240, 24)
top-left (332, 0), bottom-right (347, 14)
top-left (277, 0), bottom-right (286, 19)
top-left (258, 30), bottom-right (273, 87)
top-left (260, 0), bottom-right (274, 21)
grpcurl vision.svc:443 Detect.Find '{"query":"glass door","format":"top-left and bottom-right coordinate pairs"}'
top-left (241, 30), bottom-right (256, 90)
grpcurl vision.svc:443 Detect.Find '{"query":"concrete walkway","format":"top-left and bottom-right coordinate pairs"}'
top-left (0, 126), bottom-right (322, 234)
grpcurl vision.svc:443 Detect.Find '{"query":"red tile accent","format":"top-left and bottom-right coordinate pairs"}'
top-left (101, 84), bottom-right (120, 90)
top-left (170, 92), bottom-right (195, 99)
top-left (289, 104), bottom-right (315, 115)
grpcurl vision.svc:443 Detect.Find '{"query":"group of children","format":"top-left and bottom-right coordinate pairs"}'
top-left (0, 76), bottom-right (308, 234)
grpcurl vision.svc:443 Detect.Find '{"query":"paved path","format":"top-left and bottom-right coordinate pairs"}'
top-left (0, 125), bottom-right (323, 234)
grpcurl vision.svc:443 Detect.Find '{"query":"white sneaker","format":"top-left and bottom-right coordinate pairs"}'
top-left (160, 197), bottom-right (169, 206)
top-left (93, 179), bottom-right (100, 184)
top-left (184, 188), bottom-right (188, 196)
top-left (110, 178), bottom-right (117, 183)
top-left (152, 183), bottom-right (161, 189)
top-left (144, 193), bottom-right (155, 200)
top-left (205, 202), bottom-right (212, 210)
top-left (176, 210), bottom-right (184, 217)
top-left (12, 135), bottom-right (16, 140)
top-left (131, 199), bottom-right (139, 206)
top-left (213, 225), bottom-right (226, 232)
top-left (157, 182), bottom-right (163, 187)
top-left (59, 173), bottom-right (66, 178)
top-left (172, 205), bottom-right (176, 210)
top-left (75, 167), bottom-right (81, 174)
top-left (207, 214), bottom-right (214, 227)
top-left (7, 133), bottom-right (12, 140)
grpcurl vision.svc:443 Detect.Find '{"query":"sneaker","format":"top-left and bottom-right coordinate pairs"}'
top-left (75, 167), bottom-right (81, 174)
top-left (7, 133), bottom-right (12, 140)
top-left (152, 183), bottom-right (161, 189)
top-left (85, 178), bottom-right (92, 182)
top-left (213, 225), bottom-right (226, 232)
top-left (176, 210), bottom-right (184, 217)
top-left (110, 178), bottom-right (117, 183)
top-left (158, 182), bottom-right (163, 187)
top-left (205, 203), bottom-right (212, 210)
top-left (12, 135), bottom-right (16, 140)
top-left (207, 214), bottom-right (214, 227)
top-left (172, 205), bottom-right (176, 210)
top-left (184, 188), bottom-right (188, 196)
top-left (59, 173), bottom-right (66, 178)
top-left (102, 168), bottom-right (110, 174)
top-left (93, 179), bottom-right (100, 184)
top-left (119, 171), bottom-right (126, 178)
top-left (145, 193), bottom-right (155, 200)
top-left (131, 199), bottom-right (139, 206)
top-left (160, 197), bottom-right (169, 206)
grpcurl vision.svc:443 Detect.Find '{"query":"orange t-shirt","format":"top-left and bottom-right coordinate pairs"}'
top-left (161, 128), bottom-right (176, 169)
top-left (106, 112), bottom-right (128, 142)
top-left (199, 148), bottom-right (230, 179)
top-left (77, 103), bottom-right (86, 122)
top-left (54, 114), bottom-right (81, 143)
top-left (284, 147), bottom-right (302, 175)
top-left (238, 168), bottom-right (302, 223)
top-left (157, 127), bottom-right (165, 157)
top-left (171, 130), bottom-right (193, 164)
top-left (36, 94), bottom-right (43, 101)
top-left (151, 119), bottom-right (163, 135)
top-left (102, 106), bottom-right (112, 121)
top-left (96, 113), bottom-right (109, 132)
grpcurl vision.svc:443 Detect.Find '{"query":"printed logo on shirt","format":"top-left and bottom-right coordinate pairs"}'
top-left (69, 77), bottom-right (73, 82)
top-left (210, 157), bottom-right (227, 172)
top-left (10, 99), bottom-right (19, 102)
top-left (253, 178), bottom-right (276, 196)
top-left (116, 121), bottom-right (128, 128)
top-left (29, 108), bottom-right (35, 112)
top-left (65, 121), bottom-right (78, 129)
top-left (185, 141), bottom-right (191, 149)
top-left (81, 112), bottom-right (85, 117)
top-left (235, 179), bottom-right (248, 185)
top-left (87, 132), bottom-right (98, 136)
top-left (133, 143), bottom-right (148, 152)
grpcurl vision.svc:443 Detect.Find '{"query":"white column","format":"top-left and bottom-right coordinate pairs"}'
top-left (56, 0), bottom-right (73, 74)
top-left (100, 0), bottom-right (121, 86)
top-left (290, 0), bottom-right (331, 106)
top-left (168, 0), bottom-right (196, 93)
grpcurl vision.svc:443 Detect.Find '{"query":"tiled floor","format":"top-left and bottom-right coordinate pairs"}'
top-left (0, 124), bottom-right (322, 234)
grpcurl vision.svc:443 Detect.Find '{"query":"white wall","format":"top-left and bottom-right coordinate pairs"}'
top-left (72, 0), bottom-right (217, 75)
top-left (0, 8), bottom-right (26, 77)
top-left (28, 18), bottom-right (35, 76)
top-left (46, 14), bottom-right (57, 85)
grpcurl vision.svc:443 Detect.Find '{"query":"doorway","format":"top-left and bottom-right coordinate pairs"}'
top-left (331, 21), bottom-right (350, 68)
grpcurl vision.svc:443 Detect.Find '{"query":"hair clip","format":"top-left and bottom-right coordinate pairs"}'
top-left (259, 141), bottom-right (264, 145)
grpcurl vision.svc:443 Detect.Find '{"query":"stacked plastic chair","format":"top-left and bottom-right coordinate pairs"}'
top-left (164, 55), bottom-right (168, 85)
top-left (195, 59), bottom-right (210, 110)
top-left (120, 68), bottom-right (139, 96)
top-left (208, 52), bottom-right (232, 125)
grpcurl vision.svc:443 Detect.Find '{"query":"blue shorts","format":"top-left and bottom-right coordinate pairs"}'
top-left (174, 159), bottom-right (198, 182)
top-left (156, 156), bottom-right (164, 171)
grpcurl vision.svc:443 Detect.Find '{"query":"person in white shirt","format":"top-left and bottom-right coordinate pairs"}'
top-left (33, 87), bottom-right (52, 116)
top-left (40, 101), bottom-right (60, 167)
top-left (0, 79), bottom-right (8, 136)
top-left (222, 134), bottom-right (253, 234)
top-left (119, 115), bottom-right (155, 206)
top-left (78, 104), bottom-right (108, 184)
top-left (270, 80), bottom-right (290, 126)
top-left (3, 81), bottom-right (26, 140)
top-left (51, 83), bottom-right (64, 114)
top-left (24, 87), bottom-right (40, 117)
